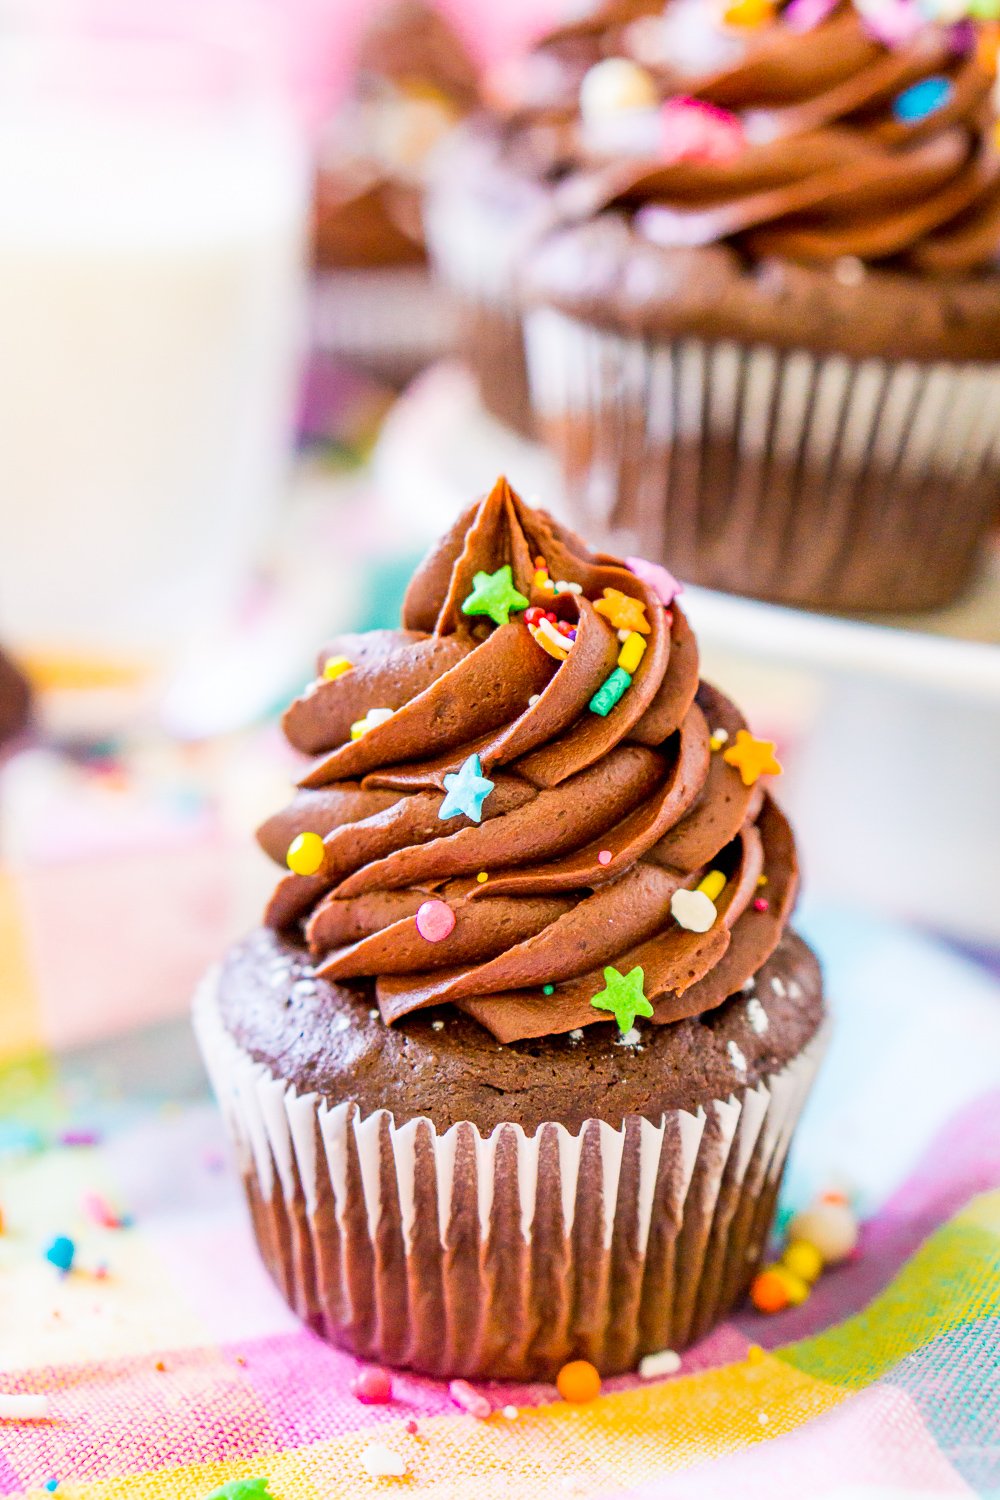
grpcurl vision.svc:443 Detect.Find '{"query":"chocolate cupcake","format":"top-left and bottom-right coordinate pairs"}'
top-left (195, 477), bottom-right (827, 1378)
top-left (424, 1), bottom-right (661, 433)
top-left (312, 1), bottom-right (479, 385)
top-left (522, 0), bottom-right (1000, 611)
top-left (0, 646), bottom-right (30, 750)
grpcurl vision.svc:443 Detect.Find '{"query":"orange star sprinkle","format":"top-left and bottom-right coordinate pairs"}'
top-left (593, 588), bottom-right (650, 635)
top-left (723, 730), bottom-right (783, 786)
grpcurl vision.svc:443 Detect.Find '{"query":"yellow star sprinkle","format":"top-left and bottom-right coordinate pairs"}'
top-left (723, 730), bottom-right (783, 786)
top-left (593, 588), bottom-right (650, 635)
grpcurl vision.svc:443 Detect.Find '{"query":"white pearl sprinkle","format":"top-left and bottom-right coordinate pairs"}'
top-left (502, 1404), bottom-right (519, 1419)
top-left (361, 1442), bottom-right (408, 1478)
top-left (368, 1008), bottom-right (379, 1019)
top-left (528, 694), bottom-right (541, 706)
top-left (568, 1028), bottom-right (584, 1043)
top-left (771, 976), bottom-right (786, 998)
top-left (746, 998), bottom-right (769, 1035)
top-left (712, 727), bottom-right (729, 744)
top-left (788, 979), bottom-right (803, 1000)
top-left (671, 887), bottom-right (717, 933)
top-left (617, 628), bottom-right (631, 642)
top-left (432, 1019), bottom-right (444, 1031)
top-left (639, 1348), bottom-right (681, 1379)
top-left (618, 1027), bottom-right (641, 1047)
top-left (554, 579), bottom-right (583, 595)
top-left (741, 978), bottom-right (756, 995)
top-left (758, 1411), bottom-right (770, 1426)
top-left (728, 1040), bottom-right (748, 1075)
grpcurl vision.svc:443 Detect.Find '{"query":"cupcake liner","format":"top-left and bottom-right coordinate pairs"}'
top-left (525, 307), bottom-right (1000, 611)
top-left (311, 266), bottom-right (458, 385)
top-left (423, 179), bottom-right (545, 435)
top-left (194, 969), bottom-right (827, 1379)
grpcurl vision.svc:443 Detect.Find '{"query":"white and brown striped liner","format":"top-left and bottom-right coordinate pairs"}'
top-left (311, 266), bottom-right (458, 380)
top-left (194, 969), bottom-right (827, 1379)
top-left (525, 307), bottom-right (1000, 612)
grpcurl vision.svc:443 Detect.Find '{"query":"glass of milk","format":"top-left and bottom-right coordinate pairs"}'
top-left (0, 3), bottom-right (310, 670)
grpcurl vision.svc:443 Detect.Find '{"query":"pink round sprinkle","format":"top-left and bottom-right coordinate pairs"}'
top-left (415, 899), bottom-right (456, 943)
top-left (351, 1366), bottom-right (393, 1404)
top-left (597, 850), bottom-right (613, 866)
top-left (405, 1419), bottom-right (418, 1435)
top-left (753, 897), bottom-right (770, 913)
top-left (660, 97), bottom-right (745, 167)
top-left (449, 1378), bottom-right (491, 1419)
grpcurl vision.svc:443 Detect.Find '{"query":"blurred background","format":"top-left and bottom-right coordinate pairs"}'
top-left (0, 0), bottom-right (997, 1085)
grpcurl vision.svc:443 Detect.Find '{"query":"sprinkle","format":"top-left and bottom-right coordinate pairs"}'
top-left (405, 1418), bottom-right (418, 1434)
top-left (415, 899), bottom-right (456, 943)
top-left (753, 897), bottom-right (770, 913)
top-left (617, 628), bottom-right (630, 642)
top-left (568, 1028), bottom-right (584, 1042)
top-left (83, 1192), bottom-right (127, 1229)
top-left (44, 1483), bottom-right (58, 1494)
top-left (661, 95), bottom-right (745, 165)
top-left (44, 1236), bottom-right (75, 1273)
top-left (476, 871), bottom-right (489, 884)
top-left (361, 1443), bottom-right (408, 1478)
top-left (771, 976), bottom-right (786, 997)
top-left (783, 1239), bottom-right (824, 1283)
top-left (834, 255), bottom-right (865, 287)
top-left (746, 1343), bottom-right (766, 1365)
top-left (618, 1027), bottom-right (641, 1046)
top-left (439, 753), bottom-right (495, 823)
top-left (697, 869), bottom-right (726, 902)
top-left (543, 984), bottom-right (555, 995)
top-left (741, 978), bottom-right (756, 994)
top-left (590, 964), bottom-right (652, 1033)
top-left (556, 1359), bottom-right (602, 1403)
top-left (530, 616), bottom-right (573, 659)
top-left (579, 56), bottom-right (658, 121)
top-left (709, 728), bottom-right (729, 751)
top-left (750, 1267), bottom-right (790, 1313)
top-left (285, 831), bottom-right (325, 876)
top-left (59, 1128), bottom-right (100, 1147)
top-left (589, 666), bottom-right (632, 716)
top-left (528, 694), bottom-right (540, 706)
top-left (746, 998), bottom-right (769, 1034)
top-left (723, 730), bottom-right (783, 786)
top-left (351, 1366), bottom-right (393, 1404)
top-left (597, 849), bottom-right (613, 866)
top-left (593, 587), bottom-right (650, 634)
top-left (639, 1349), bottom-right (681, 1379)
top-left (725, 0), bottom-right (774, 21)
top-left (892, 75), bottom-right (953, 123)
top-left (322, 655), bottom-right (353, 681)
top-left (462, 565), bottom-right (529, 627)
top-left (431, 1019), bottom-right (445, 1031)
top-left (728, 1040), bottom-right (748, 1074)
top-left (757, 874), bottom-right (768, 887)
top-left (625, 556), bottom-right (682, 605)
top-left (617, 631), bottom-right (647, 674)
top-left (787, 1202), bottom-right (858, 1263)
top-left (555, 580), bottom-right (583, 595)
top-left (449, 1378), bottom-right (491, 1419)
top-left (155, 1360), bottom-right (167, 1372)
top-left (350, 707), bottom-right (394, 741)
top-left (0, 1394), bottom-right (50, 1420)
top-left (670, 887), bottom-right (717, 933)
top-left (502, 1404), bottom-right (519, 1419)
top-left (533, 568), bottom-right (550, 591)
top-left (758, 1411), bottom-right (770, 1426)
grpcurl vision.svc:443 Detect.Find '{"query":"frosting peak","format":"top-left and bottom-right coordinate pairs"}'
top-left (259, 478), bottom-right (796, 1042)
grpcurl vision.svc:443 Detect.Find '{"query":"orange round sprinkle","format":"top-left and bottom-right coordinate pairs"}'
top-left (750, 1268), bottom-right (789, 1314)
top-left (556, 1359), bottom-right (602, 1403)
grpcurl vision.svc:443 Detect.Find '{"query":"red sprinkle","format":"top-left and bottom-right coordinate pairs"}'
top-left (449, 1378), bottom-right (491, 1419)
top-left (351, 1366), bottom-right (393, 1404)
top-left (524, 606), bottom-right (546, 625)
top-left (753, 897), bottom-right (770, 913)
top-left (545, 611), bottom-right (557, 623)
top-left (405, 1419), bottom-right (418, 1435)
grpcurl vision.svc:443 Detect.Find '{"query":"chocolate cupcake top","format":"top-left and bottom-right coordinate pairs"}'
top-left (314, 1), bottom-right (480, 270)
top-left (0, 647), bottom-right (30, 749)
top-left (259, 479), bottom-right (794, 1045)
top-left (556, 0), bottom-right (1000, 273)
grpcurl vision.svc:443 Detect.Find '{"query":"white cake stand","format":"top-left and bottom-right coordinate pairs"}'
top-left (375, 361), bottom-right (1000, 945)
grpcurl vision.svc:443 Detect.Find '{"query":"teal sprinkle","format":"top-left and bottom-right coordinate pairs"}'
top-left (204, 1481), bottom-right (273, 1500)
top-left (543, 984), bottom-right (555, 995)
top-left (589, 667), bottom-right (632, 717)
top-left (892, 76), bottom-right (952, 124)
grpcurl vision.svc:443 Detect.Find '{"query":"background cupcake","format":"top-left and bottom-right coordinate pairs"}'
top-left (312, 0), bottom-right (480, 386)
top-left (0, 646), bottom-right (30, 750)
top-left (195, 476), bottom-right (827, 1379)
top-left (424, 0), bottom-right (661, 433)
top-left (522, 0), bottom-right (1000, 611)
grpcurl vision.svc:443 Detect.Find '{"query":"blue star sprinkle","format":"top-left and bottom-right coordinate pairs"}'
top-left (439, 753), bottom-right (495, 824)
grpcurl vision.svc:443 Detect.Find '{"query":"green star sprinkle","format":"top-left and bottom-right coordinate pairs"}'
top-left (461, 565), bottom-right (529, 627)
top-left (204, 1481), bottom-right (273, 1500)
top-left (590, 965), bottom-right (652, 1034)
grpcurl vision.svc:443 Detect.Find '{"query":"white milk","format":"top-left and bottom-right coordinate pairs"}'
top-left (0, 31), bottom-right (309, 663)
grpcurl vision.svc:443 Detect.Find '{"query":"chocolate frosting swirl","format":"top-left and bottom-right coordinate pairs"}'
top-left (558, 0), bottom-right (1000, 272)
top-left (259, 479), bottom-right (796, 1043)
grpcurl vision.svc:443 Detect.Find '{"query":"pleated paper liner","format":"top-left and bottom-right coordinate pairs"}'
top-left (194, 969), bottom-right (827, 1380)
top-left (525, 307), bottom-right (1000, 613)
top-left (311, 266), bottom-right (458, 387)
top-left (424, 174), bottom-right (547, 437)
